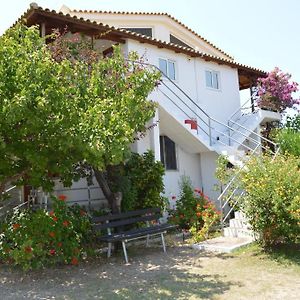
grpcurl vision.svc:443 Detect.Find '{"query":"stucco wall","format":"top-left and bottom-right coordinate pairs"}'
top-left (53, 177), bottom-right (106, 210)
top-left (126, 39), bottom-right (241, 127)
top-left (200, 151), bottom-right (220, 204)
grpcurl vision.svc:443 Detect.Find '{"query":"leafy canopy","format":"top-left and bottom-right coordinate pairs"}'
top-left (0, 24), bottom-right (160, 194)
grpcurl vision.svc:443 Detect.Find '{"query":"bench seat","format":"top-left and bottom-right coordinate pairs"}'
top-left (98, 223), bottom-right (176, 242)
top-left (91, 208), bottom-right (176, 263)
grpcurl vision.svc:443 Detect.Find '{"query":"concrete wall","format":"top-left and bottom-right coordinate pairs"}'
top-left (126, 39), bottom-right (241, 127)
top-left (163, 145), bottom-right (202, 203)
top-left (200, 151), bottom-right (220, 204)
top-left (53, 177), bottom-right (107, 210)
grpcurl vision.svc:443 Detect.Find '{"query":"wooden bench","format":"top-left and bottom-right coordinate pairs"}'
top-left (91, 208), bottom-right (176, 263)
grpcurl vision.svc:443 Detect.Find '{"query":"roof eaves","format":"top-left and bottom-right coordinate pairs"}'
top-left (69, 9), bottom-right (234, 60)
top-left (9, 5), bottom-right (266, 76)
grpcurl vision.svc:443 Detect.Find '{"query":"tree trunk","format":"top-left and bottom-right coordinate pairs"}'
top-left (93, 167), bottom-right (123, 251)
top-left (93, 168), bottom-right (121, 214)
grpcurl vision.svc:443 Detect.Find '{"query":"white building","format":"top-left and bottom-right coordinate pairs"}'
top-left (17, 4), bottom-right (281, 213)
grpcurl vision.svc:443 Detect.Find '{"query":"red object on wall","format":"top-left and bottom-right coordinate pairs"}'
top-left (184, 119), bottom-right (198, 130)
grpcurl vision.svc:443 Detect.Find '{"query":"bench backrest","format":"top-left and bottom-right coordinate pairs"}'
top-left (92, 207), bottom-right (162, 231)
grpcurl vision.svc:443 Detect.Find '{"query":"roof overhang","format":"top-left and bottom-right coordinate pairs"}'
top-left (14, 4), bottom-right (267, 90)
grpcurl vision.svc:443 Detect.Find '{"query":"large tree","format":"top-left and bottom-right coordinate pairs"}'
top-left (0, 24), bottom-right (160, 209)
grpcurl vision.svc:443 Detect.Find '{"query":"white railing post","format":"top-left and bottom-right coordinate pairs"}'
top-left (208, 117), bottom-right (212, 146)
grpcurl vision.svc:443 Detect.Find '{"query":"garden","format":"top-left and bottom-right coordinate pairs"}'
top-left (0, 22), bottom-right (299, 299)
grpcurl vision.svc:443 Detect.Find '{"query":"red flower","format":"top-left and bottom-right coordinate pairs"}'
top-left (49, 249), bottom-right (56, 256)
top-left (58, 194), bottom-right (67, 201)
top-left (52, 216), bottom-right (58, 222)
top-left (196, 212), bottom-right (201, 217)
top-left (13, 223), bottom-right (20, 230)
top-left (62, 220), bottom-right (69, 227)
top-left (71, 257), bottom-right (78, 265)
top-left (49, 211), bottom-right (55, 216)
top-left (57, 242), bottom-right (62, 247)
top-left (171, 196), bottom-right (176, 200)
top-left (49, 231), bottom-right (55, 238)
top-left (24, 246), bottom-right (32, 253)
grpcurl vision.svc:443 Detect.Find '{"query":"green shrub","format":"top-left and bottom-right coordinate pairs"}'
top-left (240, 154), bottom-right (300, 247)
top-left (169, 176), bottom-right (220, 242)
top-left (120, 150), bottom-right (166, 211)
top-left (0, 196), bottom-right (91, 270)
top-left (274, 115), bottom-right (300, 157)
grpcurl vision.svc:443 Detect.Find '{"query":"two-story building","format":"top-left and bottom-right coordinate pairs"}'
top-left (12, 3), bottom-right (281, 214)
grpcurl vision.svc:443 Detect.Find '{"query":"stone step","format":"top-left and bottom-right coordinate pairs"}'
top-left (223, 227), bottom-right (255, 240)
top-left (229, 218), bottom-right (250, 229)
top-left (192, 236), bottom-right (253, 253)
top-left (234, 211), bottom-right (248, 221)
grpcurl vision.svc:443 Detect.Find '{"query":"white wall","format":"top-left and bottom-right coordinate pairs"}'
top-left (53, 177), bottom-right (107, 210)
top-left (127, 39), bottom-right (241, 129)
top-left (200, 151), bottom-right (220, 205)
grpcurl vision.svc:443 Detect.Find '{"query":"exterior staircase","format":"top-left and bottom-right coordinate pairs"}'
top-left (223, 211), bottom-right (256, 240)
top-left (131, 61), bottom-right (280, 242)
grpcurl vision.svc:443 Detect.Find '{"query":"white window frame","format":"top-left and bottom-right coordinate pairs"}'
top-left (205, 69), bottom-right (221, 91)
top-left (158, 58), bottom-right (177, 81)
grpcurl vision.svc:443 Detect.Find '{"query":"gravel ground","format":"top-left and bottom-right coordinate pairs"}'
top-left (0, 241), bottom-right (299, 300)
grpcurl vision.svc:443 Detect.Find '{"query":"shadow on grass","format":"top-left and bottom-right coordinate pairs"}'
top-left (266, 243), bottom-right (300, 266)
top-left (116, 272), bottom-right (240, 300)
top-left (0, 245), bottom-right (242, 300)
top-left (235, 242), bottom-right (300, 266)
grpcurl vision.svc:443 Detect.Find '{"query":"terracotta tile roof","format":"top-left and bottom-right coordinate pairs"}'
top-left (11, 4), bottom-right (266, 80)
top-left (70, 8), bottom-right (234, 60)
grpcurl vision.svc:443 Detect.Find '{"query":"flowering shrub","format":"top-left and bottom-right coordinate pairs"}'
top-left (257, 67), bottom-right (299, 113)
top-left (168, 176), bottom-right (220, 242)
top-left (240, 154), bottom-right (300, 247)
top-left (0, 196), bottom-right (91, 270)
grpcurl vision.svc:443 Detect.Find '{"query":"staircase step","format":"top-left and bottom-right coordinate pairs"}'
top-left (224, 227), bottom-right (255, 240)
top-left (234, 211), bottom-right (247, 220)
top-left (229, 218), bottom-right (250, 229)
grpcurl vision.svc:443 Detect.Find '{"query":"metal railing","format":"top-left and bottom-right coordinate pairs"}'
top-left (128, 60), bottom-right (280, 232)
top-left (129, 60), bottom-right (276, 153)
top-left (228, 90), bottom-right (259, 125)
top-left (0, 185), bottom-right (23, 219)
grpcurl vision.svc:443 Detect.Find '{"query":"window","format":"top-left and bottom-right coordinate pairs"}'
top-left (205, 70), bottom-right (220, 90)
top-left (122, 27), bottom-right (152, 38)
top-left (160, 135), bottom-right (177, 170)
top-left (159, 58), bottom-right (176, 80)
top-left (170, 34), bottom-right (191, 49)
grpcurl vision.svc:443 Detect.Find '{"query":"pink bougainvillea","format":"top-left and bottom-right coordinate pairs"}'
top-left (257, 67), bottom-right (300, 113)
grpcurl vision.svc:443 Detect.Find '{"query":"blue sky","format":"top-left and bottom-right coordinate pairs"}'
top-left (1, 0), bottom-right (300, 100)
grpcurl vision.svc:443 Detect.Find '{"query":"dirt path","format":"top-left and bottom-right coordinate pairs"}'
top-left (0, 243), bottom-right (299, 299)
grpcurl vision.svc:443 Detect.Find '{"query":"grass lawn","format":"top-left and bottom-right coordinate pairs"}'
top-left (0, 240), bottom-right (299, 299)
